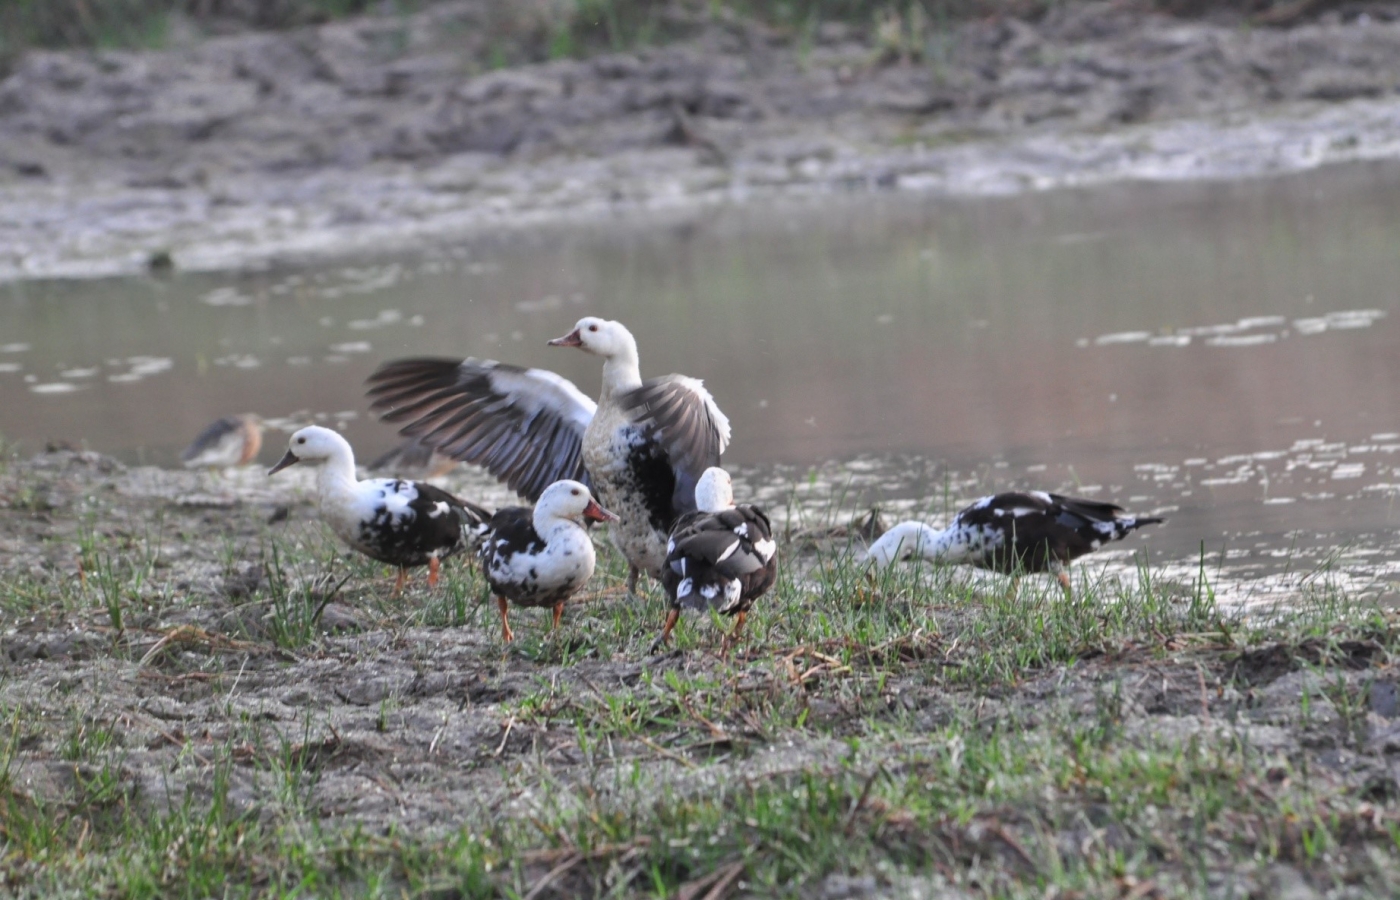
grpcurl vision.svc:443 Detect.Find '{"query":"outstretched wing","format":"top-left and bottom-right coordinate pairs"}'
top-left (619, 375), bottom-right (731, 514)
top-left (366, 357), bottom-right (596, 502)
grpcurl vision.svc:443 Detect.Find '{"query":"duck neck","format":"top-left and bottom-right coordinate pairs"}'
top-left (533, 510), bottom-right (579, 543)
top-left (314, 447), bottom-right (360, 509)
top-left (872, 521), bottom-right (964, 565)
top-left (599, 340), bottom-right (642, 402)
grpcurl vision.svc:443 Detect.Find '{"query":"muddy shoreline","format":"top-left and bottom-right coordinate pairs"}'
top-left (4, 1), bottom-right (1400, 281)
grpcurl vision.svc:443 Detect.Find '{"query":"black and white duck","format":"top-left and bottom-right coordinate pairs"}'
top-left (268, 425), bottom-right (488, 594)
top-left (479, 479), bottom-right (616, 642)
top-left (366, 316), bottom-right (730, 595)
top-left (863, 491), bottom-right (1164, 596)
top-left (181, 413), bottom-right (263, 470)
top-left (651, 467), bottom-right (777, 652)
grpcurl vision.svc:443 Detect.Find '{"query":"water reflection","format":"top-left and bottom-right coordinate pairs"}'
top-left (3, 161), bottom-right (1400, 599)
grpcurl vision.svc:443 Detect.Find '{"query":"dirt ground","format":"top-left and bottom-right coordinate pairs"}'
top-left (2, 450), bottom-right (1399, 896)
top-left (3, 1), bottom-right (1400, 278)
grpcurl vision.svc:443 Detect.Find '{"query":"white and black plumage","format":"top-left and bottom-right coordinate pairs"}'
top-left (863, 491), bottom-right (1164, 595)
top-left (366, 316), bottom-right (731, 596)
top-left (651, 467), bottom-right (777, 652)
top-left (268, 425), bottom-right (489, 594)
top-left (181, 413), bottom-right (263, 469)
top-left (367, 436), bottom-right (458, 479)
top-left (479, 479), bottom-right (617, 642)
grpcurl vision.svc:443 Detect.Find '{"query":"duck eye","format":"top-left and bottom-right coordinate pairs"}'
top-left (587, 324), bottom-right (598, 332)
top-left (571, 488), bottom-right (580, 495)
top-left (297, 437), bottom-right (306, 444)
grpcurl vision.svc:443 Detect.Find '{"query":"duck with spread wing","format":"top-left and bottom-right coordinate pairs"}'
top-left (366, 317), bottom-right (731, 596)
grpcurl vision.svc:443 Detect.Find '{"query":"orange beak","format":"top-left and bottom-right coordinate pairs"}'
top-left (547, 328), bottom-right (583, 348)
top-left (583, 498), bottom-right (618, 523)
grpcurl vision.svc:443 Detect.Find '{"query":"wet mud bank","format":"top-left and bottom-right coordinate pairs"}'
top-left (4, 1), bottom-right (1400, 280)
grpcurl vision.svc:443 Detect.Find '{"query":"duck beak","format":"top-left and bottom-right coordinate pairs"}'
top-left (267, 450), bottom-right (300, 476)
top-left (547, 328), bottom-right (583, 348)
top-left (583, 499), bottom-right (618, 523)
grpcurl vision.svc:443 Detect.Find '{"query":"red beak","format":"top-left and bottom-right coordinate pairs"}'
top-left (548, 328), bottom-right (583, 348)
top-left (583, 499), bottom-right (618, 523)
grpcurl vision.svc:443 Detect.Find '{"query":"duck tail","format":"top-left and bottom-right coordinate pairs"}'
top-left (460, 499), bottom-right (493, 528)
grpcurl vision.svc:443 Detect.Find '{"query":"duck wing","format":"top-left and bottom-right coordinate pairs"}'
top-left (402, 481), bottom-right (492, 558)
top-left (366, 358), bottom-right (596, 502)
top-left (664, 506), bottom-right (777, 611)
top-left (618, 375), bottom-right (731, 514)
top-left (1047, 492), bottom-right (1164, 542)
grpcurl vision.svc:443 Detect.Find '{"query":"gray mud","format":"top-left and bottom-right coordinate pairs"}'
top-left (4, 1), bottom-right (1400, 279)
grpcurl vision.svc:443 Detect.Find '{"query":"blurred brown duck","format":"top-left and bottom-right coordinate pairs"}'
top-left (181, 414), bottom-right (263, 470)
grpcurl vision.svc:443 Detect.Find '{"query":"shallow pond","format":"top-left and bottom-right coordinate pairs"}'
top-left (4, 161), bottom-right (1400, 602)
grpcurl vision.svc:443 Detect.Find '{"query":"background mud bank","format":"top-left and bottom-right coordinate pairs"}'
top-left (3, 1), bottom-right (1400, 279)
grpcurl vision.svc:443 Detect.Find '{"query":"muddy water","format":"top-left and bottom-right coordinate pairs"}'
top-left (4, 162), bottom-right (1400, 599)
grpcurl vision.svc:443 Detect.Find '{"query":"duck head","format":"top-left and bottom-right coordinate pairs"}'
top-left (535, 479), bottom-right (618, 528)
top-left (694, 466), bottom-right (735, 513)
top-left (547, 317), bottom-right (636, 359)
top-left (269, 425), bottom-right (352, 475)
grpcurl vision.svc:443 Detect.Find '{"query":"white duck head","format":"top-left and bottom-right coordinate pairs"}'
top-left (534, 479), bottom-right (617, 533)
top-left (547, 316), bottom-right (636, 358)
top-left (548, 317), bottom-right (641, 397)
top-left (268, 425), bottom-right (355, 476)
top-left (694, 466), bottom-right (735, 513)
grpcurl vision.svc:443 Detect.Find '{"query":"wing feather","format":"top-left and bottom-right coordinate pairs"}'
top-left (367, 357), bottom-right (596, 502)
top-left (618, 375), bottom-right (731, 513)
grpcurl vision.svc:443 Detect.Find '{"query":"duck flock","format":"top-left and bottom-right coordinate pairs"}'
top-left (185, 315), bottom-right (1164, 648)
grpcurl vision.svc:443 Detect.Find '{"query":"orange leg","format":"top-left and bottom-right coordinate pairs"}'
top-left (496, 596), bottom-right (514, 643)
top-left (551, 602), bottom-right (565, 631)
top-left (722, 609), bottom-right (749, 652)
top-left (392, 567), bottom-right (408, 597)
top-left (427, 556), bottom-right (441, 588)
top-left (1056, 567), bottom-right (1072, 599)
top-left (648, 608), bottom-right (680, 654)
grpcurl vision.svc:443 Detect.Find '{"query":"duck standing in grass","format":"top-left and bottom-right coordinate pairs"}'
top-left (650, 467), bottom-right (777, 652)
top-left (366, 316), bottom-right (730, 597)
top-left (181, 414), bottom-right (263, 470)
top-left (268, 425), bottom-right (489, 594)
top-left (863, 491), bottom-right (1164, 597)
top-left (479, 480), bottom-right (616, 642)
